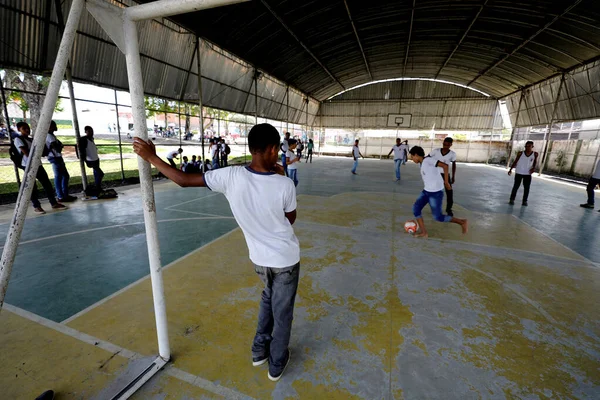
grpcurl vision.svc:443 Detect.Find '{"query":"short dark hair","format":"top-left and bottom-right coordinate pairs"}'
top-left (409, 146), bottom-right (425, 157)
top-left (444, 137), bottom-right (453, 143)
top-left (525, 140), bottom-right (534, 146)
top-left (84, 125), bottom-right (93, 133)
top-left (248, 123), bottom-right (281, 153)
top-left (355, 139), bottom-right (359, 143)
top-left (16, 121), bottom-right (28, 130)
top-left (288, 138), bottom-right (297, 146)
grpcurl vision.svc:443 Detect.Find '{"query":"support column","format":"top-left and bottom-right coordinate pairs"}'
top-left (254, 69), bottom-right (259, 125)
top-left (114, 90), bottom-right (125, 181)
top-left (539, 73), bottom-right (566, 176)
top-left (506, 90), bottom-right (525, 168)
top-left (196, 37), bottom-right (205, 163)
top-left (487, 101), bottom-right (499, 165)
top-left (123, 17), bottom-right (170, 360)
top-left (286, 86), bottom-right (289, 133)
top-left (0, 0), bottom-right (85, 309)
top-left (0, 77), bottom-right (21, 185)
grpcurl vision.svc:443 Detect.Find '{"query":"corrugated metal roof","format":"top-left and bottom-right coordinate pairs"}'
top-left (0, 0), bottom-right (318, 125)
top-left (147, 0), bottom-right (600, 100)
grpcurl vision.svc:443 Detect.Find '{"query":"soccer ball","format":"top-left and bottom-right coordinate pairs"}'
top-left (404, 220), bottom-right (418, 234)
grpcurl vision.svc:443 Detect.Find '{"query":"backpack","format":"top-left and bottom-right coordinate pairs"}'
top-left (9, 141), bottom-right (23, 167)
top-left (52, 138), bottom-right (64, 154)
top-left (225, 144), bottom-right (231, 155)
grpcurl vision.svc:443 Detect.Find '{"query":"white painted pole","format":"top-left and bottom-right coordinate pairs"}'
top-left (123, 17), bottom-right (170, 361)
top-left (125, 0), bottom-right (250, 21)
top-left (0, 0), bottom-right (85, 310)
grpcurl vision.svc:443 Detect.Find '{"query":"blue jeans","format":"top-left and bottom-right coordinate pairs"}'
top-left (413, 190), bottom-right (453, 222)
top-left (85, 159), bottom-right (104, 188)
top-left (49, 157), bottom-right (69, 199)
top-left (351, 159), bottom-right (358, 173)
top-left (394, 159), bottom-right (402, 180)
top-left (252, 263), bottom-right (300, 375)
top-left (281, 153), bottom-right (288, 177)
top-left (288, 168), bottom-right (298, 187)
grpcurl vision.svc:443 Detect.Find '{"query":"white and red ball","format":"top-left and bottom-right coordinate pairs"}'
top-left (404, 220), bottom-right (418, 234)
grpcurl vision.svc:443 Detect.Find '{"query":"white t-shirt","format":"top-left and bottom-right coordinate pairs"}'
top-left (46, 133), bottom-right (62, 159)
top-left (352, 145), bottom-right (360, 159)
top-left (85, 138), bottom-right (99, 161)
top-left (399, 144), bottom-right (408, 158)
top-left (391, 145), bottom-right (406, 160)
top-left (167, 150), bottom-right (179, 160)
top-left (204, 166), bottom-right (300, 268)
top-left (592, 160), bottom-right (600, 179)
top-left (281, 139), bottom-right (289, 153)
top-left (515, 151), bottom-right (536, 175)
top-left (286, 150), bottom-right (297, 170)
top-left (14, 135), bottom-right (32, 167)
top-left (420, 156), bottom-right (445, 192)
top-left (429, 148), bottom-right (456, 165)
top-left (210, 144), bottom-right (219, 159)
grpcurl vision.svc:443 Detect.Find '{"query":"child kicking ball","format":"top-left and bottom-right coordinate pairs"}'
top-left (409, 146), bottom-right (468, 238)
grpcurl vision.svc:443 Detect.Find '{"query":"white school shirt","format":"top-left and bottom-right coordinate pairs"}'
top-left (353, 145), bottom-right (360, 159)
top-left (281, 139), bottom-right (289, 153)
top-left (167, 150), bottom-right (179, 160)
top-left (46, 133), bottom-right (62, 159)
top-left (85, 138), bottom-right (99, 161)
top-left (399, 144), bottom-right (408, 158)
top-left (286, 150), bottom-right (297, 170)
top-left (204, 166), bottom-right (300, 268)
top-left (515, 151), bottom-right (536, 175)
top-left (210, 144), bottom-right (219, 159)
top-left (593, 159), bottom-right (600, 179)
top-left (429, 148), bottom-right (456, 165)
top-left (13, 135), bottom-right (31, 167)
top-left (420, 156), bottom-right (445, 193)
top-left (391, 145), bottom-right (404, 160)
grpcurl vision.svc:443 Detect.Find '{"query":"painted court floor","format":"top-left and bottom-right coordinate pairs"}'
top-left (0, 156), bottom-right (599, 399)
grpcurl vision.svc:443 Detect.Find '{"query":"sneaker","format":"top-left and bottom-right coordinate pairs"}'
top-left (580, 203), bottom-right (594, 209)
top-left (33, 207), bottom-right (46, 214)
top-left (52, 203), bottom-right (68, 210)
top-left (522, 202), bottom-right (528, 206)
top-left (268, 349), bottom-right (291, 382)
top-left (351, 172), bottom-right (357, 175)
top-left (447, 210), bottom-right (454, 217)
top-left (508, 200), bottom-right (515, 205)
top-left (252, 356), bottom-right (268, 367)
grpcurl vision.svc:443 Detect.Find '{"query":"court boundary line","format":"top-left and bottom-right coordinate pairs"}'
top-left (164, 192), bottom-right (219, 210)
top-left (0, 217), bottom-right (233, 250)
top-left (61, 227), bottom-right (240, 324)
top-left (509, 214), bottom-right (599, 268)
top-left (4, 304), bottom-right (254, 400)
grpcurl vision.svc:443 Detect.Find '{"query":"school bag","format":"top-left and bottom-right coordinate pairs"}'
top-left (225, 144), bottom-right (231, 155)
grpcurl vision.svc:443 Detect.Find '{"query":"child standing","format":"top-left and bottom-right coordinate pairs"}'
top-left (286, 139), bottom-right (300, 187)
top-left (351, 139), bottom-right (364, 175)
top-left (508, 141), bottom-right (538, 206)
top-left (133, 123), bottom-right (299, 382)
top-left (387, 138), bottom-right (407, 181)
top-left (429, 137), bottom-right (457, 216)
top-left (409, 146), bottom-right (468, 238)
top-left (306, 139), bottom-right (314, 163)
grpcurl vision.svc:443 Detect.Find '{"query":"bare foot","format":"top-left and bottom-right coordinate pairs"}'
top-left (461, 219), bottom-right (469, 235)
top-left (414, 231), bottom-right (428, 238)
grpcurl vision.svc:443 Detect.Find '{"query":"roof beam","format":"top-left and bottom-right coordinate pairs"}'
top-left (343, 0), bottom-right (372, 80)
top-left (435, 0), bottom-right (489, 80)
top-left (467, 0), bottom-right (584, 87)
top-left (402, 0), bottom-right (416, 77)
top-left (260, 0), bottom-right (345, 91)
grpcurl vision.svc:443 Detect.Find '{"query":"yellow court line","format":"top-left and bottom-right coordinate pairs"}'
top-left (60, 227), bottom-right (241, 324)
top-left (4, 304), bottom-right (254, 400)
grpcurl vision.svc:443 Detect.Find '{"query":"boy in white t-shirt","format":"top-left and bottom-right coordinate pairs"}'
top-left (409, 146), bottom-right (468, 238)
top-left (387, 138), bottom-right (408, 181)
top-left (429, 137), bottom-right (457, 216)
top-left (286, 139), bottom-right (300, 187)
top-left (133, 123), bottom-right (299, 382)
top-left (508, 141), bottom-right (538, 206)
top-left (351, 139), bottom-right (364, 175)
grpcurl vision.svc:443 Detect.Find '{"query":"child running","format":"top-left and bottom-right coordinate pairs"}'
top-left (409, 146), bottom-right (468, 237)
top-left (286, 139), bottom-right (300, 187)
top-left (133, 123), bottom-right (299, 382)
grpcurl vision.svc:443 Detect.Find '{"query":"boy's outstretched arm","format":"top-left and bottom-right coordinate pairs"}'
top-left (133, 138), bottom-right (207, 187)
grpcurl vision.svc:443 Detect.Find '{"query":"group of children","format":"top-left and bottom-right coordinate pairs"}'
top-left (279, 132), bottom-right (315, 187)
top-left (11, 121), bottom-right (105, 213)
